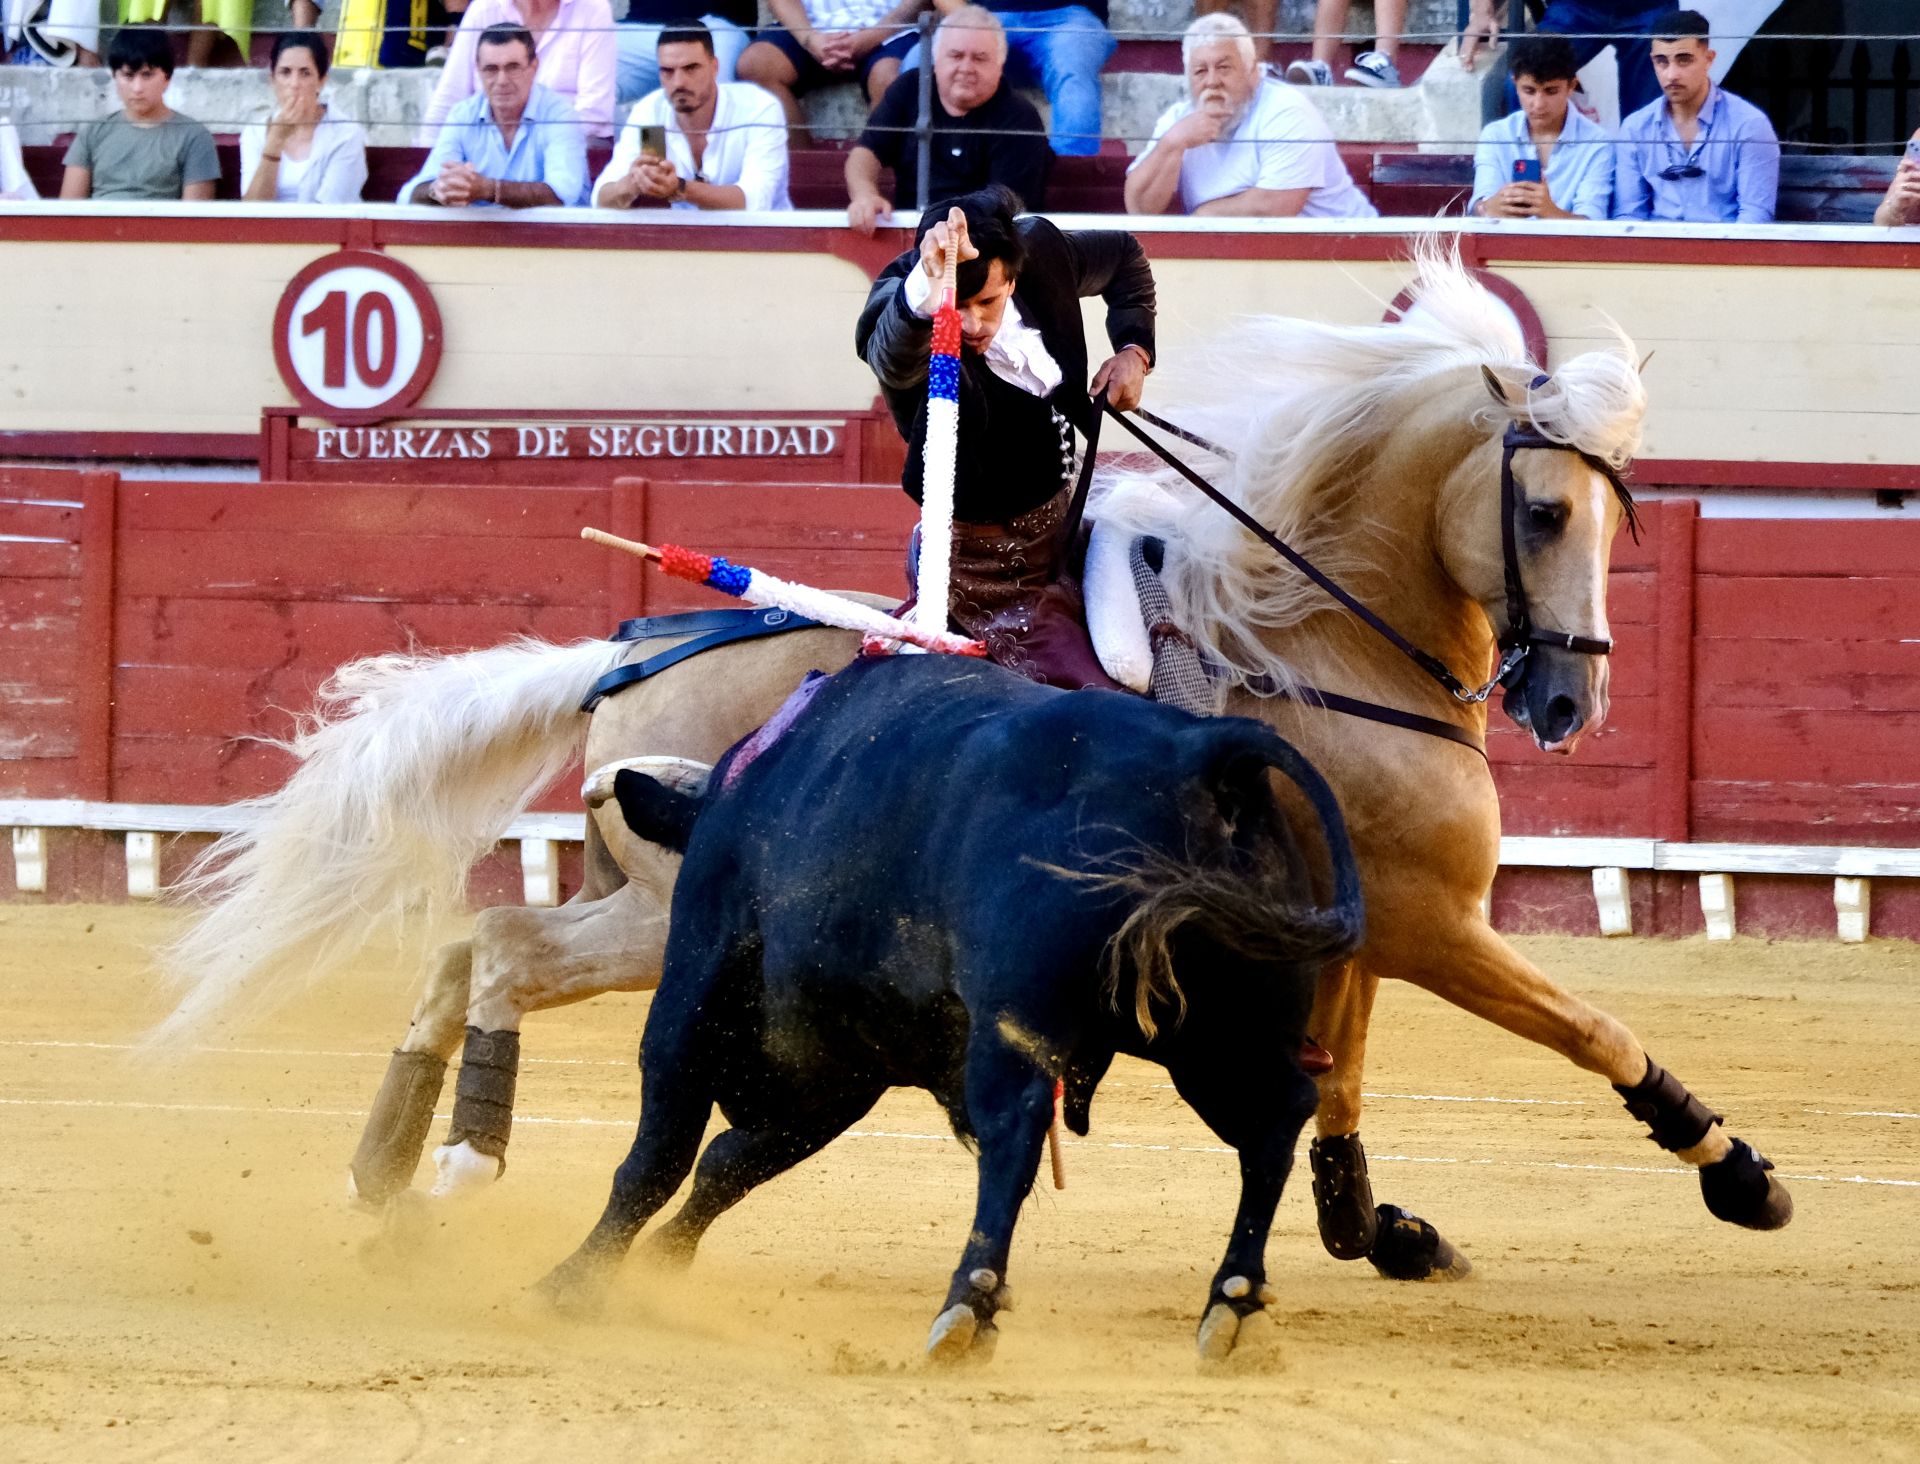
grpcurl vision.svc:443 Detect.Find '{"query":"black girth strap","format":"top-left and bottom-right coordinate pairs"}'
top-left (580, 606), bottom-right (821, 712)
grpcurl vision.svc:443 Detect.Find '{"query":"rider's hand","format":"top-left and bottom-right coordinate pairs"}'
top-left (1092, 345), bottom-right (1150, 412)
top-left (919, 205), bottom-right (979, 282)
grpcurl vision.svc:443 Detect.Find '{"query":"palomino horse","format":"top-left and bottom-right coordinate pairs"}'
top-left (157, 252), bottom-right (1790, 1278)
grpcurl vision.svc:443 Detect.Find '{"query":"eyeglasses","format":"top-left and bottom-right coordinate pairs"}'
top-left (1657, 161), bottom-right (1705, 180)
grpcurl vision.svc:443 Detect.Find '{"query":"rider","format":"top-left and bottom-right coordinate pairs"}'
top-left (855, 184), bottom-right (1157, 687)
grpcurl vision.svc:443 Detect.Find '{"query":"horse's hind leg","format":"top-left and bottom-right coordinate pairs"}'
top-left (1396, 913), bottom-right (1793, 1232)
top-left (347, 938), bottom-right (472, 1205)
top-left (641, 1084), bottom-right (887, 1267)
top-left (432, 871), bottom-right (674, 1197)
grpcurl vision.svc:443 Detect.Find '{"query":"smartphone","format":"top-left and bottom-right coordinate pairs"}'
top-left (1512, 158), bottom-right (1542, 184)
top-left (640, 124), bottom-right (667, 160)
top-left (1906, 135), bottom-right (1920, 166)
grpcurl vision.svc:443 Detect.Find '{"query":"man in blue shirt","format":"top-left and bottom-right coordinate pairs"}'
top-left (1470, 34), bottom-right (1613, 221)
top-left (1612, 9), bottom-right (1778, 224)
top-left (404, 24), bottom-right (589, 209)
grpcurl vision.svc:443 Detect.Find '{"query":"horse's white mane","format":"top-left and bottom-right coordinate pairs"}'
top-left (1098, 241), bottom-right (1647, 695)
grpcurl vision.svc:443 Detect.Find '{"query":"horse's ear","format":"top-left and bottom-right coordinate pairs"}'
top-left (1481, 364), bottom-right (1527, 408)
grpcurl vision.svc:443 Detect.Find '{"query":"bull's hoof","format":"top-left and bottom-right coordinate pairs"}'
top-left (1367, 1205), bottom-right (1472, 1282)
top-left (1700, 1139), bottom-right (1794, 1230)
top-left (1309, 1134), bottom-right (1379, 1260)
top-left (531, 1255), bottom-right (614, 1319)
top-left (925, 1304), bottom-right (998, 1365)
top-left (1195, 1275), bottom-right (1280, 1365)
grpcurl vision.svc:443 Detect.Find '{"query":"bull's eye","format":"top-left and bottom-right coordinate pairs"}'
top-left (1526, 501), bottom-right (1568, 535)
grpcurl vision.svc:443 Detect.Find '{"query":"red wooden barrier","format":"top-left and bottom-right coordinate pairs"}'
top-left (3, 469), bottom-right (1914, 933)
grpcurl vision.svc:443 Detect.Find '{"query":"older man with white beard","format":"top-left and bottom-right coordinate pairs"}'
top-left (1124, 13), bottom-right (1374, 219)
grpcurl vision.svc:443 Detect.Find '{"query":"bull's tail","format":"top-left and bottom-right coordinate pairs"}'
top-left (1101, 721), bottom-right (1364, 1041)
top-left (152, 636), bottom-right (630, 1044)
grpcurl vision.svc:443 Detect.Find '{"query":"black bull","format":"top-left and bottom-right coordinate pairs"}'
top-left (536, 653), bottom-right (1366, 1362)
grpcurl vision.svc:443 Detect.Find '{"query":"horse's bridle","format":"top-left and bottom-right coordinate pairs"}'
top-left (1101, 402), bottom-right (1639, 738)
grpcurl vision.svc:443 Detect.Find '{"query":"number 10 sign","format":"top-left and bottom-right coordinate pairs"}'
top-left (272, 250), bottom-right (444, 423)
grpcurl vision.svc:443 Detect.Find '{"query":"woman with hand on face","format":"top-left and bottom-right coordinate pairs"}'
top-left (241, 32), bottom-right (370, 205)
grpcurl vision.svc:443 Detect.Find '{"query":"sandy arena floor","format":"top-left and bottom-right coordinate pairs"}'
top-left (2, 905), bottom-right (1916, 1462)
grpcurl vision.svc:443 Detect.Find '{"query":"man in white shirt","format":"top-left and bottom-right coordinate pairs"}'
top-left (592, 23), bottom-right (793, 212)
top-left (1123, 13), bottom-right (1375, 219)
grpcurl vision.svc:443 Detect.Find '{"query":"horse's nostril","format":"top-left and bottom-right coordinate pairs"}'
top-left (1544, 694), bottom-right (1579, 739)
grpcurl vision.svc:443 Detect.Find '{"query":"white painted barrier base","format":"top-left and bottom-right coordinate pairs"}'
top-left (3, 800), bottom-right (1915, 938)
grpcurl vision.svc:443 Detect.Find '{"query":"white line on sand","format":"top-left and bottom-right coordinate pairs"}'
top-left (2, 1096), bottom-right (1914, 1188)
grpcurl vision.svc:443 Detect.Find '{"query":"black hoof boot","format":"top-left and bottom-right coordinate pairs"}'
top-left (1699, 1139), bottom-right (1794, 1230)
top-left (1309, 1134), bottom-right (1379, 1260)
top-left (1367, 1205), bottom-right (1473, 1282)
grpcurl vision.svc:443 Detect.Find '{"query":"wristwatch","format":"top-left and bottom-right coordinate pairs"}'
top-left (671, 175), bottom-right (688, 203)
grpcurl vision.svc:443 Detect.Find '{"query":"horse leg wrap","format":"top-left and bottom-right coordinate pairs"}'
top-left (348, 1049), bottom-right (447, 1203)
top-left (1613, 1058), bottom-right (1721, 1152)
top-left (1367, 1205), bottom-right (1472, 1281)
top-left (1309, 1133), bottom-right (1379, 1261)
top-left (1698, 1139), bottom-right (1794, 1230)
top-left (445, 1027), bottom-right (520, 1169)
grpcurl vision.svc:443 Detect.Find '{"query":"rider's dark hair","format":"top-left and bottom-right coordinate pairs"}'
top-left (270, 29), bottom-right (331, 77)
top-left (1648, 8), bottom-right (1710, 42)
top-left (1508, 35), bottom-right (1578, 85)
top-left (659, 23), bottom-right (716, 55)
top-left (914, 185), bottom-right (1027, 301)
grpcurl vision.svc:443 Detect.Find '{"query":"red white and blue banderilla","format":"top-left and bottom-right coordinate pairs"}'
top-left (912, 230), bottom-right (963, 638)
top-left (579, 528), bottom-right (985, 658)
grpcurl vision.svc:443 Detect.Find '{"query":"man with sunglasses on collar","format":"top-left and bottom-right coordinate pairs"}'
top-left (1612, 8), bottom-right (1778, 223)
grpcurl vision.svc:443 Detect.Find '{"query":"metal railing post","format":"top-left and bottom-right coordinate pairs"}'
top-left (914, 11), bottom-right (936, 215)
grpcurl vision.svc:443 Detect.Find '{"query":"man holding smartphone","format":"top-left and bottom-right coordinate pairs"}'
top-left (1872, 130), bottom-right (1920, 227)
top-left (1469, 34), bottom-right (1612, 221)
top-left (592, 22), bottom-right (793, 211)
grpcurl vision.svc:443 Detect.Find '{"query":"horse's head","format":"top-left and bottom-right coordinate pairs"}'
top-left (1439, 358), bottom-right (1645, 755)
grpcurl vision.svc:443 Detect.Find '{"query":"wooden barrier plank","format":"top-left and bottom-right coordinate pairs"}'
top-left (1654, 497), bottom-right (1696, 843)
top-left (0, 501), bottom-right (80, 538)
top-left (0, 541), bottom-right (82, 580)
top-left (1696, 577), bottom-right (1920, 638)
top-left (1602, 570), bottom-right (1657, 625)
top-left (1694, 708), bottom-right (1920, 783)
top-left (1486, 764), bottom-right (1658, 837)
top-left (0, 692), bottom-right (80, 760)
top-left (1487, 693), bottom-right (1660, 767)
top-left (72, 470), bottom-right (117, 803)
top-left (116, 531), bottom-right (610, 606)
top-left (111, 736), bottom-right (299, 804)
top-left (1692, 780), bottom-right (1920, 847)
top-left (112, 597), bottom-right (601, 671)
top-left (1696, 519), bottom-right (1920, 577)
top-left (1695, 637), bottom-right (1920, 711)
top-left (112, 666), bottom-right (330, 739)
top-left (643, 483), bottom-right (921, 554)
top-left (0, 758), bottom-right (83, 800)
top-left (118, 481), bottom-right (612, 540)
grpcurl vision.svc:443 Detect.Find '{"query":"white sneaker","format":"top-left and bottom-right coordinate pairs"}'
top-left (1285, 58), bottom-right (1334, 86)
top-left (424, 43), bottom-right (449, 66)
top-left (1345, 51), bottom-right (1403, 88)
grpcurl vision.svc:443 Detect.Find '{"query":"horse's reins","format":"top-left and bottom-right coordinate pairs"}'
top-left (1097, 397), bottom-right (1639, 755)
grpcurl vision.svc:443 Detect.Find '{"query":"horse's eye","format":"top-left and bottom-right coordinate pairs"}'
top-left (1527, 502), bottom-right (1568, 534)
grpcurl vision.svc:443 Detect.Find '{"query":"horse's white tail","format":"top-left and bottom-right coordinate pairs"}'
top-left (151, 636), bottom-right (629, 1043)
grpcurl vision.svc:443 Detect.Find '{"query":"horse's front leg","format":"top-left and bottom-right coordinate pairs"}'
top-left (1389, 908), bottom-right (1792, 1232)
top-left (1307, 956), bottom-right (1473, 1281)
top-left (433, 866), bottom-right (676, 1198)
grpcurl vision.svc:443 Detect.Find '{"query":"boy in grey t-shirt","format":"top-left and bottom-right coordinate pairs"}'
top-left (61, 29), bottom-right (221, 202)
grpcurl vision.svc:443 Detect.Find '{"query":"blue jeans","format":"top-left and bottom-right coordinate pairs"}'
top-left (1507, 2), bottom-right (1667, 120)
top-left (904, 6), bottom-right (1115, 156)
top-left (616, 16), bottom-right (751, 107)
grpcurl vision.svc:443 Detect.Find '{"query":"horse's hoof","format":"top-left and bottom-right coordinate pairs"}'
top-left (1367, 1205), bottom-right (1472, 1282)
top-left (635, 1228), bottom-right (699, 1273)
top-left (1309, 1134), bottom-right (1379, 1260)
top-left (430, 1139), bottom-right (503, 1198)
top-left (925, 1304), bottom-right (997, 1365)
top-left (1700, 1139), bottom-right (1794, 1230)
top-left (531, 1258), bottom-right (611, 1320)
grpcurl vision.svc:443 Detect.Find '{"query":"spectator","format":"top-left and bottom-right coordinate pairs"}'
top-left (422, 0), bottom-right (619, 141)
top-left (59, 28), bottom-right (220, 202)
top-left (241, 32), bottom-right (372, 205)
top-left (1284, 0), bottom-right (1405, 88)
top-left (1613, 9), bottom-right (1778, 223)
top-left (592, 23), bottom-right (792, 210)
top-left (1124, 14), bottom-right (1375, 219)
top-left (737, 0), bottom-right (926, 140)
top-left (909, 0), bottom-right (1114, 157)
top-left (1470, 34), bottom-right (1611, 220)
top-left (402, 24), bottom-right (590, 207)
top-left (847, 8), bottom-right (1050, 235)
top-left (617, 3), bottom-right (754, 106)
top-left (1460, 1), bottom-right (1672, 121)
top-left (1874, 130), bottom-right (1920, 227)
